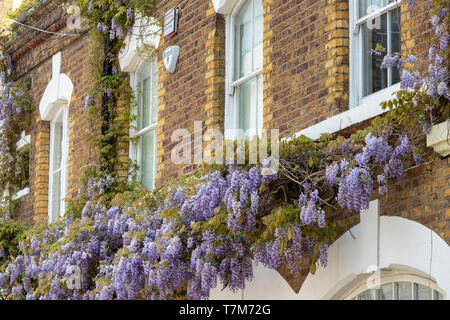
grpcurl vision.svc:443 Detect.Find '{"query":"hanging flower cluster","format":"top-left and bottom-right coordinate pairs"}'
top-left (379, 6), bottom-right (449, 135)
top-left (325, 133), bottom-right (412, 214)
top-left (0, 55), bottom-right (32, 208)
top-left (393, 7), bottom-right (450, 100)
top-left (0, 167), bottom-right (258, 299)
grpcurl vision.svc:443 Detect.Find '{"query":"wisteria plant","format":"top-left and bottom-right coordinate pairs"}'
top-left (0, 0), bottom-right (448, 300)
top-left (0, 53), bottom-right (32, 217)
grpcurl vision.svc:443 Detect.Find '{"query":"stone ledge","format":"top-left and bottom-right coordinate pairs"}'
top-left (426, 121), bottom-right (450, 157)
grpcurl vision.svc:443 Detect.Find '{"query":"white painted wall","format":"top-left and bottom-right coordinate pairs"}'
top-left (210, 200), bottom-right (450, 300)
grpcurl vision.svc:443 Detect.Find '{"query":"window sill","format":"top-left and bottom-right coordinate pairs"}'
top-left (292, 83), bottom-right (400, 140)
top-left (358, 83), bottom-right (400, 111)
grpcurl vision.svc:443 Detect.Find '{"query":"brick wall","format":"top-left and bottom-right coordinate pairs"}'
top-left (3, 0), bottom-right (448, 269)
top-left (154, 0), bottom-right (226, 185)
top-left (264, 0), bottom-right (345, 136)
top-left (154, 0), bottom-right (350, 182)
top-left (381, 155), bottom-right (450, 245)
top-left (378, 0), bottom-right (450, 246)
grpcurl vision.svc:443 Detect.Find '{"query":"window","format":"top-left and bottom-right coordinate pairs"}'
top-left (225, 0), bottom-right (263, 138)
top-left (131, 59), bottom-right (158, 190)
top-left (340, 273), bottom-right (446, 300)
top-left (48, 105), bottom-right (69, 223)
top-left (350, 0), bottom-right (401, 107)
top-left (353, 281), bottom-right (444, 300)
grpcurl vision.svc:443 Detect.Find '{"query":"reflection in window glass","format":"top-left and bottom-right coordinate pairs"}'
top-left (362, 14), bottom-right (388, 96)
top-left (414, 283), bottom-right (432, 300)
top-left (358, 0), bottom-right (389, 19)
top-left (235, 0), bottom-right (252, 79)
top-left (358, 289), bottom-right (375, 300)
top-left (395, 282), bottom-right (412, 300)
top-left (377, 283), bottom-right (393, 300)
top-left (139, 131), bottom-right (156, 190)
top-left (390, 9), bottom-right (401, 84)
top-left (434, 290), bottom-right (443, 300)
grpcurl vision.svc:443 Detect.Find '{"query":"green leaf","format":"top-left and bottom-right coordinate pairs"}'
top-left (287, 226), bottom-right (294, 241)
top-left (313, 243), bottom-right (320, 254)
top-left (310, 263), bottom-right (316, 275)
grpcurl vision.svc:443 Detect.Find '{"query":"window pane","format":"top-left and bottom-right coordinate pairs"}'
top-left (358, 289), bottom-right (374, 300)
top-left (395, 282), bottom-right (412, 300)
top-left (362, 13), bottom-right (388, 96)
top-left (51, 170), bottom-right (61, 222)
top-left (238, 77), bottom-right (258, 137)
top-left (139, 130), bottom-right (156, 190)
top-left (377, 283), bottom-right (394, 300)
top-left (137, 81), bottom-right (143, 129)
top-left (253, 0), bottom-right (263, 71)
top-left (235, 0), bottom-right (253, 79)
top-left (359, 0), bottom-right (389, 18)
top-left (414, 283), bottom-right (432, 300)
top-left (141, 77), bottom-right (151, 129)
top-left (390, 9), bottom-right (401, 85)
top-left (137, 60), bottom-right (158, 131)
top-left (434, 290), bottom-right (443, 300)
top-left (151, 62), bottom-right (158, 125)
top-left (52, 113), bottom-right (64, 171)
top-left (257, 73), bottom-right (263, 134)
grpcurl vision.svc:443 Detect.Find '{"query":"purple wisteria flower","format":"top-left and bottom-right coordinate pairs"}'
top-left (381, 54), bottom-right (402, 70)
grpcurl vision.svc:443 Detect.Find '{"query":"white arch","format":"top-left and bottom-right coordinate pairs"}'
top-left (39, 72), bottom-right (73, 121)
top-left (211, 0), bottom-right (241, 14)
top-left (298, 215), bottom-right (449, 299)
top-left (211, 200), bottom-right (450, 300)
top-left (118, 16), bottom-right (161, 73)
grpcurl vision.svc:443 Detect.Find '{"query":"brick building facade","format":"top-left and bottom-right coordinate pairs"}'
top-left (0, 0), bottom-right (449, 299)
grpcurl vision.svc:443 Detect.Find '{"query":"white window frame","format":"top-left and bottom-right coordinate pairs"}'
top-left (349, 0), bottom-right (401, 108)
top-left (129, 59), bottom-right (158, 190)
top-left (224, 0), bottom-right (263, 140)
top-left (48, 103), bottom-right (69, 224)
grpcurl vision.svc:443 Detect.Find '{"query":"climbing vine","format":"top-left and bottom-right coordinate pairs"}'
top-left (0, 53), bottom-right (32, 217)
top-left (77, 0), bottom-right (160, 175)
top-left (0, 0), bottom-right (448, 300)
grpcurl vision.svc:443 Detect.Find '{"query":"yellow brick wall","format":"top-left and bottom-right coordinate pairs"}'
top-left (325, 0), bottom-right (349, 108)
